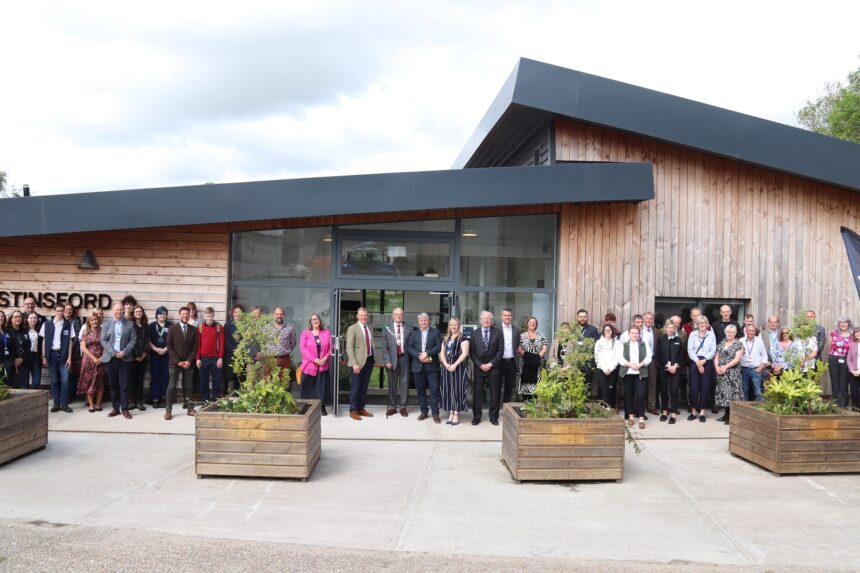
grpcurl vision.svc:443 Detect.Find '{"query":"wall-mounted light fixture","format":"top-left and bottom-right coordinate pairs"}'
top-left (78, 249), bottom-right (99, 270)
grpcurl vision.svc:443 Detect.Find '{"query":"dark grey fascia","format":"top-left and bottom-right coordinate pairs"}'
top-left (455, 58), bottom-right (860, 193)
top-left (0, 163), bottom-right (654, 238)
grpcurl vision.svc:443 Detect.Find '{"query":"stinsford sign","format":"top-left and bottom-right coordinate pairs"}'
top-left (0, 290), bottom-right (113, 310)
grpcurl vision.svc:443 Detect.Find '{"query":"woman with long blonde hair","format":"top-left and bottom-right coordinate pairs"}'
top-left (439, 317), bottom-right (470, 426)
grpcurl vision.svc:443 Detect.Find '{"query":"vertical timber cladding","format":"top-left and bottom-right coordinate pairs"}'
top-left (554, 118), bottom-right (860, 330)
top-left (0, 226), bottom-right (230, 322)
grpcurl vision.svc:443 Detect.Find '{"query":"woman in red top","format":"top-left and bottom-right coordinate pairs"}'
top-left (299, 313), bottom-right (331, 416)
top-left (829, 317), bottom-right (853, 408)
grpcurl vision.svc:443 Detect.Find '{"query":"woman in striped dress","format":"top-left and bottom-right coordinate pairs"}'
top-left (439, 317), bottom-right (470, 426)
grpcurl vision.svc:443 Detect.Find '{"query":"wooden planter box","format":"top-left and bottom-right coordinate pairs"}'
top-left (195, 399), bottom-right (321, 480)
top-left (730, 401), bottom-right (860, 474)
top-left (0, 389), bottom-right (49, 465)
top-left (501, 402), bottom-right (626, 482)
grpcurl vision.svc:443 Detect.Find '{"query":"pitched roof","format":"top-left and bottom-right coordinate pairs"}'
top-left (455, 58), bottom-right (860, 192)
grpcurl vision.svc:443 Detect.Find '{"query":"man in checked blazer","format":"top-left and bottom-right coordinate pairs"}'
top-left (345, 307), bottom-right (375, 421)
top-left (101, 301), bottom-right (137, 418)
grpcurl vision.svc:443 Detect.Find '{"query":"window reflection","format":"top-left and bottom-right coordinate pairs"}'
top-left (460, 214), bottom-right (555, 289)
top-left (232, 227), bottom-right (332, 282)
top-left (340, 239), bottom-right (450, 278)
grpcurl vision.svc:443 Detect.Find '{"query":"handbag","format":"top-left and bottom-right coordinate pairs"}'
top-left (523, 351), bottom-right (541, 367)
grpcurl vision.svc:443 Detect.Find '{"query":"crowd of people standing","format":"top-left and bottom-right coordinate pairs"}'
top-left (2, 296), bottom-right (857, 428)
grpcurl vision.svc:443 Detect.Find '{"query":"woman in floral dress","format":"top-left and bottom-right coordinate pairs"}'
top-left (77, 312), bottom-right (106, 412)
top-left (714, 324), bottom-right (745, 424)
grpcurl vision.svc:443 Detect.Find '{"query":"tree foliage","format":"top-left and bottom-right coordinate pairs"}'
top-left (796, 61), bottom-right (860, 144)
top-left (216, 311), bottom-right (298, 415)
top-left (0, 170), bottom-right (21, 199)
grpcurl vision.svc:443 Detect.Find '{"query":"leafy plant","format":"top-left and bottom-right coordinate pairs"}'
top-left (217, 378), bottom-right (299, 415)
top-left (217, 310), bottom-right (298, 415)
top-left (549, 322), bottom-right (595, 372)
top-left (0, 378), bottom-right (10, 402)
top-left (760, 361), bottom-right (839, 415)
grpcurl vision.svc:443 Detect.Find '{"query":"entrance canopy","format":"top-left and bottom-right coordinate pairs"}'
top-left (0, 163), bottom-right (653, 238)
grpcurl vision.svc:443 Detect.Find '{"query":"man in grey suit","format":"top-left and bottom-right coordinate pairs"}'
top-left (101, 301), bottom-right (137, 419)
top-left (382, 307), bottom-right (413, 417)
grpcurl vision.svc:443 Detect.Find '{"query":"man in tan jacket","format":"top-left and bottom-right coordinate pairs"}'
top-left (346, 307), bottom-right (375, 421)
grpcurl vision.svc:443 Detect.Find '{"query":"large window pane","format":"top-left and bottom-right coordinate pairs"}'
top-left (460, 214), bottom-right (556, 289)
top-left (459, 291), bottom-right (554, 342)
top-left (340, 239), bottom-right (450, 278)
top-left (232, 227), bottom-right (332, 282)
top-left (230, 286), bottom-right (331, 363)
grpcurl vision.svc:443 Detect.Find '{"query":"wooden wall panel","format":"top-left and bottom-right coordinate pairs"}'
top-left (554, 118), bottom-right (860, 332)
top-left (0, 228), bottom-right (231, 323)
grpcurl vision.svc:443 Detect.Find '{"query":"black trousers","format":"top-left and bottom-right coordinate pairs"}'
top-left (657, 368), bottom-right (680, 413)
top-left (595, 368), bottom-right (618, 407)
top-left (622, 374), bottom-right (647, 419)
top-left (129, 359), bottom-right (147, 405)
top-left (106, 358), bottom-right (130, 412)
top-left (828, 356), bottom-right (849, 407)
top-left (500, 358), bottom-right (517, 403)
top-left (473, 368), bottom-right (501, 422)
top-left (849, 373), bottom-right (860, 408)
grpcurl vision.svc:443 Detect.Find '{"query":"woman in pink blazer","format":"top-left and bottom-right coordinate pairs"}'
top-left (846, 330), bottom-right (860, 410)
top-left (300, 313), bottom-right (331, 415)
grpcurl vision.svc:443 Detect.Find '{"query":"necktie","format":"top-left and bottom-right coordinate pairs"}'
top-left (396, 324), bottom-right (402, 357)
top-left (483, 328), bottom-right (489, 351)
top-left (363, 324), bottom-right (371, 356)
top-left (182, 324), bottom-right (187, 336)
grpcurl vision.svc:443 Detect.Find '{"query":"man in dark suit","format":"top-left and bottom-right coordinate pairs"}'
top-left (100, 301), bottom-right (137, 419)
top-left (469, 310), bottom-right (503, 425)
top-left (164, 306), bottom-right (199, 420)
top-left (405, 312), bottom-right (442, 423)
top-left (499, 308), bottom-right (521, 405)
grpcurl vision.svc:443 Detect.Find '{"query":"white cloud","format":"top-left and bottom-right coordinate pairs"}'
top-left (1, 0), bottom-right (858, 195)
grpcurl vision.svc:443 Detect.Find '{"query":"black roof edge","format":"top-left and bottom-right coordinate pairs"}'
top-left (0, 163), bottom-right (654, 238)
top-left (455, 58), bottom-right (860, 193)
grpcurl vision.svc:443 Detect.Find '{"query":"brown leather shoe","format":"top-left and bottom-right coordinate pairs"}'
top-left (417, 412), bottom-right (429, 421)
top-left (107, 410), bottom-right (120, 417)
top-left (350, 410), bottom-right (362, 421)
top-left (400, 407), bottom-right (408, 417)
top-left (122, 411), bottom-right (132, 419)
top-left (164, 411), bottom-right (173, 420)
top-left (357, 408), bottom-right (373, 417)
top-left (432, 415), bottom-right (441, 423)
top-left (386, 408), bottom-right (397, 417)
top-left (187, 408), bottom-right (197, 417)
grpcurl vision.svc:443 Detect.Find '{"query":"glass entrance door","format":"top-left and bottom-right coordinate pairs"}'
top-left (333, 288), bottom-right (454, 410)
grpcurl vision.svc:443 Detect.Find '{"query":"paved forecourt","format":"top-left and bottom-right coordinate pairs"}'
top-left (0, 405), bottom-right (857, 571)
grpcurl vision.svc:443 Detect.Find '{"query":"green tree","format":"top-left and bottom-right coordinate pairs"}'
top-left (0, 170), bottom-right (21, 198)
top-left (796, 61), bottom-right (860, 144)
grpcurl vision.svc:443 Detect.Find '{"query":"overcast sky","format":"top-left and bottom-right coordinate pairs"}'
top-left (2, 1), bottom-right (858, 196)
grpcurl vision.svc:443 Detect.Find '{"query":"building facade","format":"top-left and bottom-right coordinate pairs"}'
top-left (1, 58), bottom-right (859, 398)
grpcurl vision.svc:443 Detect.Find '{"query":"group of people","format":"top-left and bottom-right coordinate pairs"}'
top-left (584, 306), bottom-right (859, 430)
top-left (4, 296), bottom-right (857, 429)
top-left (0, 296), bottom-right (315, 420)
top-left (343, 307), bottom-right (547, 426)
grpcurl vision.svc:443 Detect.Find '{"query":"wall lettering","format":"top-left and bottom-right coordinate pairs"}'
top-left (0, 290), bottom-right (113, 310)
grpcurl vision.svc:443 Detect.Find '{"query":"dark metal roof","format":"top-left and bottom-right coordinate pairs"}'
top-left (455, 58), bottom-right (860, 192)
top-left (0, 163), bottom-right (653, 238)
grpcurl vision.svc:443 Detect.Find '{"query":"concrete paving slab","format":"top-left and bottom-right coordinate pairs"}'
top-left (46, 404), bottom-right (731, 441)
top-left (1, 429), bottom-right (857, 570)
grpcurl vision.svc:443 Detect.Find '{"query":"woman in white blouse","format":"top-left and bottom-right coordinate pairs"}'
top-left (594, 323), bottom-right (619, 407)
top-left (616, 326), bottom-right (653, 429)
